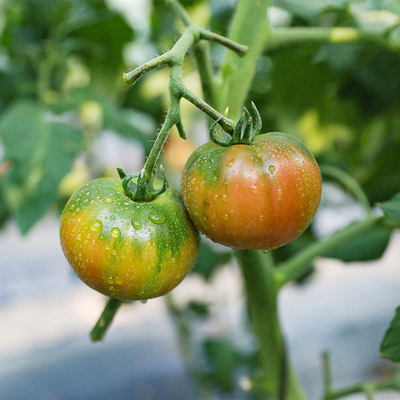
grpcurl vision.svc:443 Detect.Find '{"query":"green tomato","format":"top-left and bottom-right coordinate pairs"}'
top-left (60, 178), bottom-right (200, 300)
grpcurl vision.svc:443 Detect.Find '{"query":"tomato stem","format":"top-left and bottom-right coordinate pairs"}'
top-left (320, 164), bottom-right (373, 216)
top-left (235, 250), bottom-right (307, 399)
top-left (322, 351), bottom-right (400, 399)
top-left (278, 216), bottom-right (385, 286)
top-left (124, 22), bottom-right (246, 184)
top-left (90, 298), bottom-right (122, 342)
top-left (266, 27), bottom-right (397, 53)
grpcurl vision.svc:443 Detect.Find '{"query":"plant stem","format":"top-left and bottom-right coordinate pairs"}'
top-left (266, 27), bottom-right (391, 51)
top-left (279, 216), bottom-right (383, 286)
top-left (218, 0), bottom-right (307, 397)
top-left (324, 377), bottom-right (400, 399)
top-left (236, 250), bottom-right (307, 399)
top-left (124, 24), bottom-right (241, 183)
top-left (218, 0), bottom-right (270, 118)
top-left (320, 165), bottom-right (372, 216)
top-left (90, 298), bottom-right (122, 342)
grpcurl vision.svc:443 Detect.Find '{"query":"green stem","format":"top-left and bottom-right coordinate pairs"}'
top-left (218, 0), bottom-right (270, 118)
top-left (320, 164), bottom-right (372, 216)
top-left (236, 250), bottom-right (307, 399)
top-left (90, 298), bottom-right (122, 342)
top-left (219, 0), bottom-right (307, 397)
top-left (279, 216), bottom-right (383, 286)
top-left (266, 27), bottom-right (391, 51)
top-left (192, 41), bottom-right (216, 105)
top-left (322, 352), bottom-right (333, 395)
top-left (124, 24), bottom-right (241, 183)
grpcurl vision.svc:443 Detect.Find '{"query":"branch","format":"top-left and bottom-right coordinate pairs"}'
top-left (90, 298), bottom-right (122, 342)
top-left (123, 23), bottom-right (245, 182)
top-left (322, 352), bottom-right (400, 399)
top-left (266, 27), bottom-right (394, 52)
top-left (278, 215), bottom-right (384, 286)
top-left (320, 165), bottom-right (372, 217)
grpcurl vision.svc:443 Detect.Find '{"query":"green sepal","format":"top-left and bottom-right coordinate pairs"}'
top-left (121, 167), bottom-right (168, 202)
top-left (210, 119), bottom-right (233, 147)
top-left (209, 102), bottom-right (263, 146)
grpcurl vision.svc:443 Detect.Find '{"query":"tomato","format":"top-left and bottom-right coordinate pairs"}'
top-left (60, 178), bottom-right (200, 300)
top-left (181, 132), bottom-right (321, 250)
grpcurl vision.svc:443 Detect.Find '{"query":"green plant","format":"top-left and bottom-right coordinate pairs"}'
top-left (2, 0), bottom-right (400, 398)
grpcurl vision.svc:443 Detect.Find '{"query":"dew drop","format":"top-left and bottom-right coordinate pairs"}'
top-left (111, 227), bottom-right (121, 239)
top-left (76, 234), bottom-right (82, 241)
top-left (149, 213), bottom-right (166, 225)
top-left (268, 165), bottom-right (276, 174)
top-left (105, 197), bottom-right (112, 204)
top-left (132, 220), bottom-right (142, 230)
top-left (110, 215), bottom-right (116, 221)
top-left (90, 220), bottom-right (103, 232)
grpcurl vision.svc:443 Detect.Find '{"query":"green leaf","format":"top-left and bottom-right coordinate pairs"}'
top-left (379, 192), bottom-right (400, 219)
top-left (325, 226), bottom-right (391, 262)
top-left (202, 338), bottom-right (242, 392)
top-left (0, 101), bottom-right (83, 233)
top-left (381, 306), bottom-right (400, 362)
top-left (192, 241), bottom-right (232, 281)
top-left (52, 87), bottom-right (154, 151)
top-left (187, 300), bottom-right (209, 317)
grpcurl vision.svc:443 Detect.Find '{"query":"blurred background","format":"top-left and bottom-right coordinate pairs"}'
top-left (1, 0), bottom-right (400, 399)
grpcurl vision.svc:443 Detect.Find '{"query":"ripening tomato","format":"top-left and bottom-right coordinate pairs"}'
top-left (60, 178), bottom-right (200, 300)
top-left (181, 132), bottom-right (321, 250)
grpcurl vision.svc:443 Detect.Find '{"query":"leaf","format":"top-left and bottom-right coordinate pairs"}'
top-left (187, 300), bottom-right (209, 317)
top-left (379, 192), bottom-right (400, 219)
top-left (325, 226), bottom-right (391, 262)
top-left (0, 101), bottom-right (83, 233)
top-left (52, 87), bottom-right (154, 151)
top-left (202, 338), bottom-right (242, 392)
top-left (192, 241), bottom-right (232, 281)
top-left (381, 306), bottom-right (400, 362)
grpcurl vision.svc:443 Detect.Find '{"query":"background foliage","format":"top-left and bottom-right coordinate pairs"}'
top-left (1, 0), bottom-right (400, 397)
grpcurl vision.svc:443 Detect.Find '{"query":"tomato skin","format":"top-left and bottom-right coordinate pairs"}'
top-left (60, 178), bottom-right (200, 300)
top-left (181, 132), bottom-right (322, 250)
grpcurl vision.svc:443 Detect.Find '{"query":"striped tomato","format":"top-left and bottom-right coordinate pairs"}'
top-left (60, 178), bottom-right (199, 300)
top-left (181, 133), bottom-right (321, 250)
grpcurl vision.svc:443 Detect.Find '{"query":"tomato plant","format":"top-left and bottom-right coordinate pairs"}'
top-left (182, 131), bottom-right (321, 250)
top-left (60, 177), bottom-right (199, 301)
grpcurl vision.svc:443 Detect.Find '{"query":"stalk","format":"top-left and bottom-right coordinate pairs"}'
top-left (217, 0), bottom-right (308, 397)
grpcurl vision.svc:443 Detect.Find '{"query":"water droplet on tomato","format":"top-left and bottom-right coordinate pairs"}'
top-left (149, 213), bottom-right (165, 224)
top-left (90, 220), bottom-right (103, 232)
top-left (105, 197), bottom-right (112, 204)
top-left (111, 227), bottom-right (121, 239)
top-left (132, 220), bottom-right (142, 230)
top-left (76, 234), bottom-right (82, 240)
top-left (268, 165), bottom-right (276, 174)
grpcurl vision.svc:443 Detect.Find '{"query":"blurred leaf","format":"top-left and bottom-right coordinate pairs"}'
top-left (0, 187), bottom-right (9, 228)
top-left (379, 192), bottom-right (400, 219)
top-left (202, 338), bottom-right (242, 392)
top-left (187, 300), bottom-right (210, 318)
top-left (52, 87), bottom-right (154, 151)
top-left (325, 226), bottom-right (391, 262)
top-left (192, 241), bottom-right (232, 281)
top-left (381, 306), bottom-right (400, 362)
top-left (0, 101), bottom-right (83, 233)
top-left (273, 0), bottom-right (350, 21)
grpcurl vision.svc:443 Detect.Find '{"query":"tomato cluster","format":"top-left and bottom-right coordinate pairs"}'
top-left (60, 121), bottom-right (321, 300)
